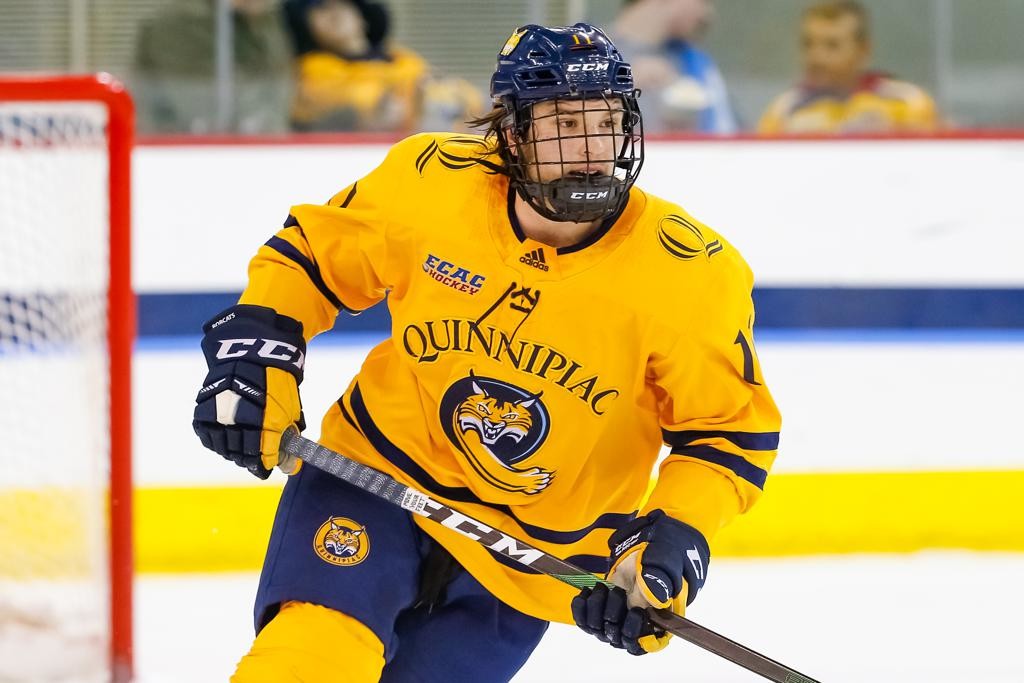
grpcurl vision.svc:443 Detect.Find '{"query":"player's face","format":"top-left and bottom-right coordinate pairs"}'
top-left (800, 15), bottom-right (869, 90)
top-left (518, 97), bottom-right (626, 184)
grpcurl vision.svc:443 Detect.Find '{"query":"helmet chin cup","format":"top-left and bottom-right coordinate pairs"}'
top-left (517, 174), bottom-right (627, 224)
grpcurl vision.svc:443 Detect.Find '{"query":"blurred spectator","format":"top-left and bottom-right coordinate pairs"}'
top-left (284, 0), bottom-right (484, 133)
top-left (759, 1), bottom-right (939, 134)
top-left (612, 0), bottom-right (738, 134)
top-left (284, 0), bottom-right (426, 132)
top-left (134, 0), bottom-right (293, 134)
top-left (418, 76), bottom-right (486, 134)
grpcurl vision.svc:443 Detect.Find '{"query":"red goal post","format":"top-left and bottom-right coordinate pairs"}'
top-left (0, 73), bottom-right (133, 682)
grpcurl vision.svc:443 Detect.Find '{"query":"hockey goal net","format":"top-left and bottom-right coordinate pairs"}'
top-left (0, 74), bottom-right (133, 682)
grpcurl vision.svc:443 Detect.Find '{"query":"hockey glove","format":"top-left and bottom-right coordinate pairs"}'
top-left (571, 509), bottom-right (710, 656)
top-left (193, 304), bottom-right (306, 480)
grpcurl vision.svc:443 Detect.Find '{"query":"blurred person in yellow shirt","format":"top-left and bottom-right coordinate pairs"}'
top-left (284, 0), bottom-right (484, 133)
top-left (758, 0), bottom-right (939, 135)
top-left (285, 0), bottom-right (426, 132)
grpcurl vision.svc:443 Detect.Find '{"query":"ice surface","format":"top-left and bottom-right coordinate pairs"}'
top-left (134, 553), bottom-right (1024, 682)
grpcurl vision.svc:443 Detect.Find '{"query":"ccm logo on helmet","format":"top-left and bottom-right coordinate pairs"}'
top-left (566, 63), bottom-right (610, 72)
top-left (570, 191), bottom-right (610, 200)
top-left (215, 338), bottom-right (306, 369)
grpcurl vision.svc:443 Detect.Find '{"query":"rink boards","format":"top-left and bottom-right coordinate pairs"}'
top-left (130, 138), bottom-right (1023, 570)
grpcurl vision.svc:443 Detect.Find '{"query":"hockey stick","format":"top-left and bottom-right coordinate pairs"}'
top-left (280, 430), bottom-right (820, 683)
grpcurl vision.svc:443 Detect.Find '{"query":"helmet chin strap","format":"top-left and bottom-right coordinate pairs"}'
top-left (516, 174), bottom-right (627, 224)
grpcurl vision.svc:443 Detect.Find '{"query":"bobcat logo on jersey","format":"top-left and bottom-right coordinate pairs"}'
top-left (313, 517), bottom-right (369, 566)
top-left (439, 372), bottom-right (553, 495)
top-left (657, 214), bottom-right (723, 261)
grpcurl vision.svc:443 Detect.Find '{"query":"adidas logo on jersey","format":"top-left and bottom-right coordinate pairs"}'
top-left (519, 248), bottom-right (549, 271)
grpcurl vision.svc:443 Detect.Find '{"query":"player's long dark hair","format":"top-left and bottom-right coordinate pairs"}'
top-left (466, 106), bottom-right (514, 175)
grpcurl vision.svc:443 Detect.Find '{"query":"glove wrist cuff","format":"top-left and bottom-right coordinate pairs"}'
top-left (607, 509), bottom-right (711, 608)
top-left (200, 304), bottom-right (307, 383)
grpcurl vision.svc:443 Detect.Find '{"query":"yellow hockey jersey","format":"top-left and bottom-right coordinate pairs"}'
top-left (758, 72), bottom-right (938, 135)
top-left (240, 133), bottom-right (781, 624)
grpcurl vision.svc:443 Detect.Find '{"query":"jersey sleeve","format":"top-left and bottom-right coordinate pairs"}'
top-left (643, 237), bottom-right (781, 542)
top-left (239, 135), bottom-right (425, 340)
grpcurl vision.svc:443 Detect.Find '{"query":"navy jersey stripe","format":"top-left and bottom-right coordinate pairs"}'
top-left (564, 553), bottom-right (610, 575)
top-left (339, 182), bottom-right (358, 208)
top-left (265, 235), bottom-right (347, 312)
top-left (506, 185), bottom-right (528, 243)
top-left (336, 397), bottom-right (363, 436)
top-left (663, 428), bottom-right (780, 451)
top-left (415, 142), bottom-right (437, 174)
top-left (489, 549), bottom-right (608, 576)
top-left (348, 384), bottom-right (636, 545)
top-left (669, 444), bottom-right (769, 489)
top-left (136, 288), bottom-right (1024, 337)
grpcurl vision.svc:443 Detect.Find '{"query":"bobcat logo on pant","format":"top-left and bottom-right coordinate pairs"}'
top-left (440, 371), bottom-right (553, 495)
top-left (313, 517), bottom-right (369, 566)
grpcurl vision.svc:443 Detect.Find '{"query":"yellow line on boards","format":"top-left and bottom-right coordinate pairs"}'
top-left (711, 470), bottom-right (1024, 556)
top-left (0, 488), bottom-right (103, 578)
top-left (130, 470), bottom-right (1024, 573)
top-left (134, 486), bottom-right (284, 573)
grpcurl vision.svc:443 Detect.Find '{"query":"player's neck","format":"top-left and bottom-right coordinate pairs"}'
top-left (513, 194), bottom-right (602, 250)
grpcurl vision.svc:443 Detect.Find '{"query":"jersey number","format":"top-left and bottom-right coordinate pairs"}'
top-left (734, 330), bottom-right (761, 386)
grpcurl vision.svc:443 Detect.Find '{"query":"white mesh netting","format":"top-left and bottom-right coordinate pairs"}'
top-left (0, 100), bottom-right (112, 682)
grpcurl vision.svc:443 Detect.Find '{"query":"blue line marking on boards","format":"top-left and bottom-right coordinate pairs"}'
top-left (137, 288), bottom-right (1024, 338)
top-left (135, 331), bottom-right (389, 353)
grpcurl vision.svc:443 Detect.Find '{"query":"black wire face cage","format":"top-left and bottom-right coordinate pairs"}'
top-left (502, 92), bottom-right (644, 224)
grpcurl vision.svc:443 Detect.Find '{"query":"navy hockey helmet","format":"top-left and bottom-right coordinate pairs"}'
top-left (489, 23), bottom-right (644, 224)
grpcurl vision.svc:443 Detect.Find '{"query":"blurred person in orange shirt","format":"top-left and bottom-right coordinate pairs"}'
top-left (758, 0), bottom-right (939, 135)
top-left (284, 0), bottom-right (426, 132)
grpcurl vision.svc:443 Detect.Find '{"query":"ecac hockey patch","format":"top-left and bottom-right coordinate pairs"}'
top-left (422, 253), bottom-right (487, 295)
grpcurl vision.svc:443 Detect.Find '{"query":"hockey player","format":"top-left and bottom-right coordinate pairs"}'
top-left (193, 22), bottom-right (780, 682)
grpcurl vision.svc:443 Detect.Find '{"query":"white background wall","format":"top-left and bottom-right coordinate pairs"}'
top-left (134, 139), bottom-right (1024, 290)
